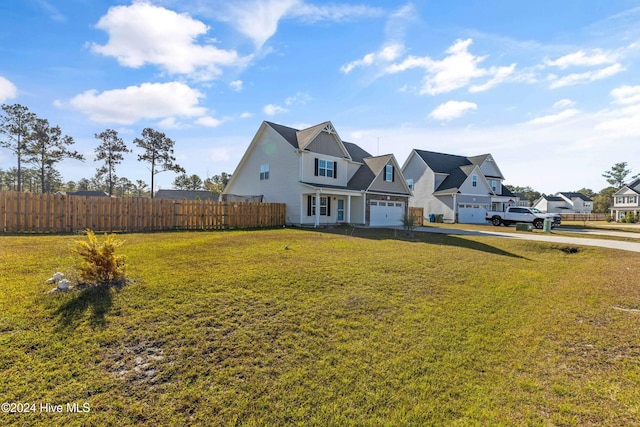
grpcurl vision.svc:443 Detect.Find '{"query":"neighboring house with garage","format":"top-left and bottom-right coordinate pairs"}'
top-left (401, 149), bottom-right (517, 224)
top-left (610, 178), bottom-right (640, 221)
top-left (223, 120), bottom-right (411, 227)
top-left (532, 192), bottom-right (593, 214)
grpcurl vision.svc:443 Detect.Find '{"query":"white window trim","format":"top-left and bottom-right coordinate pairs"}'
top-left (260, 163), bottom-right (269, 180)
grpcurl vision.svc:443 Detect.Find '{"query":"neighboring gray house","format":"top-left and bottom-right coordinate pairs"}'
top-left (532, 192), bottom-right (593, 214)
top-left (58, 190), bottom-right (110, 197)
top-left (611, 178), bottom-right (640, 221)
top-left (154, 189), bottom-right (220, 201)
top-left (223, 121), bottom-right (412, 227)
top-left (401, 149), bottom-right (516, 224)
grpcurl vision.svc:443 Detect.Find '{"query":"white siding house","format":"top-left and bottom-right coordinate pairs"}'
top-left (223, 121), bottom-right (411, 227)
top-left (401, 150), bottom-right (517, 224)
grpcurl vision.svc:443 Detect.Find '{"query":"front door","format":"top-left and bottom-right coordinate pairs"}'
top-left (337, 199), bottom-right (344, 221)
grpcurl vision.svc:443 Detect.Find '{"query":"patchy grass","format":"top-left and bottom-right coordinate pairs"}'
top-left (1, 228), bottom-right (640, 426)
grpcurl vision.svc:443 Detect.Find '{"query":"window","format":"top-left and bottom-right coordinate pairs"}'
top-left (385, 165), bottom-right (394, 182)
top-left (491, 180), bottom-right (497, 192)
top-left (315, 159), bottom-right (336, 178)
top-left (630, 196), bottom-right (637, 204)
top-left (308, 196), bottom-right (331, 216)
top-left (472, 175), bottom-right (477, 187)
top-left (260, 164), bottom-right (269, 180)
top-left (406, 178), bottom-right (414, 190)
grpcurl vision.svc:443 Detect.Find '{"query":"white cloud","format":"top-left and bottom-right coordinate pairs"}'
top-left (289, 3), bottom-right (383, 23)
top-left (525, 108), bottom-right (581, 125)
top-left (595, 104), bottom-right (640, 138)
top-left (196, 116), bottom-right (224, 127)
top-left (263, 104), bottom-right (288, 116)
top-left (284, 91), bottom-right (311, 106)
top-left (239, 112), bottom-right (253, 119)
top-left (217, 0), bottom-right (383, 48)
top-left (553, 99), bottom-right (575, 109)
top-left (596, 85), bottom-right (640, 137)
top-left (469, 64), bottom-right (516, 93)
top-left (91, 2), bottom-right (248, 80)
top-left (36, 0), bottom-right (66, 22)
top-left (549, 63), bottom-right (624, 88)
top-left (611, 85), bottom-right (640, 105)
top-left (229, 80), bottom-right (243, 92)
top-left (385, 39), bottom-right (516, 95)
top-left (0, 76), bottom-right (17, 102)
top-left (66, 82), bottom-right (206, 124)
top-left (428, 101), bottom-right (477, 121)
top-left (545, 49), bottom-right (620, 69)
top-left (158, 117), bottom-right (182, 129)
top-left (341, 43), bottom-right (405, 74)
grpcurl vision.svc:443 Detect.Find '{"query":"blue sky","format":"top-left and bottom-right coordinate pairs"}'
top-left (1, 0), bottom-right (640, 194)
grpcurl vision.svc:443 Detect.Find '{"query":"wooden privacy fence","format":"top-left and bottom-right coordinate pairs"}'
top-left (408, 207), bottom-right (424, 226)
top-left (560, 213), bottom-right (607, 221)
top-left (0, 191), bottom-right (286, 233)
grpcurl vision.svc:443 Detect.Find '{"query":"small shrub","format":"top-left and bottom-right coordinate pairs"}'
top-left (72, 230), bottom-right (126, 286)
top-left (620, 212), bottom-right (638, 223)
top-left (402, 215), bottom-right (416, 231)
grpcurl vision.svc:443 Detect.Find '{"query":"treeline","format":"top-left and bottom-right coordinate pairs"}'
top-left (0, 103), bottom-right (229, 198)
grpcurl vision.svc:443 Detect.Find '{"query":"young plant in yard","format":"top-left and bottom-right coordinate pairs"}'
top-left (72, 230), bottom-right (126, 286)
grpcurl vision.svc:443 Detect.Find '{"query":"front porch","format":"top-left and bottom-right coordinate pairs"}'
top-left (299, 188), bottom-right (366, 227)
top-left (610, 207), bottom-right (640, 222)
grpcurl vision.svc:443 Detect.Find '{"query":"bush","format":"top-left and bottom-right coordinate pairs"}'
top-left (621, 212), bottom-right (638, 223)
top-left (72, 230), bottom-right (126, 286)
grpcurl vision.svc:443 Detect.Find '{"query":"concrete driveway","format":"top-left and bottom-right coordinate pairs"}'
top-left (413, 226), bottom-right (640, 253)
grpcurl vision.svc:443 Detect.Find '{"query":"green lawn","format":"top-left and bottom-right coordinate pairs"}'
top-left (1, 227), bottom-right (640, 426)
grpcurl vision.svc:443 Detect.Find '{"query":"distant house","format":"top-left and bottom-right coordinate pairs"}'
top-left (154, 189), bottom-right (220, 201)
top-left (59, 190), bottom-right (110, 197)
top-left (610, 178), bottom-right (640, 221)
top-left (512, 193), bottom-right (531, 207)
top-left (401, 149), bottom-right (517, 224)
top-left (532, 192), bottom-right (593, 214)
top-left (223, 120), bottom-right (411, 227)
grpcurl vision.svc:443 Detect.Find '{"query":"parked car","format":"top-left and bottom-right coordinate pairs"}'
top-left (486, 206), bottom-right (561, 229)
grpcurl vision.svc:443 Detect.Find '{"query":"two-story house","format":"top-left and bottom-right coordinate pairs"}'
top-left (532, 192), bottom-right (593, 214)
top-left (223, 121), bottom-right (411, 227)
top-left (401, 149), bottom-right (516, 224)
top-left (610, 178), bottom-right (640, 221)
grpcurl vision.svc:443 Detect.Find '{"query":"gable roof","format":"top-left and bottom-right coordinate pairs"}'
top-left (621, 178), bottom-right (640, 194)
top-left (558, 192), bottom-right (592, 202)
top-left (414, 150), bottom-right (477, 193)
top-left (65, 190), bottom-right (110, 197)
top-left (266, 121), bottom-right (350, 158)
top-left (542, 195), bottom-right (565, 202)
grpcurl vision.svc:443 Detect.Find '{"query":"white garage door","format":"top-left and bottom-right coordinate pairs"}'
top-left (370, 201), bottom-right (404, 227)
top-left (458, 204), bottom-right (487, 224)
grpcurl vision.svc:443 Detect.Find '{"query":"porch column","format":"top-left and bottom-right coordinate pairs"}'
top-left (300, 194), bottom-right (304, 225)
top-left (346, 195), bottom-right (352, 224)
top-left (314, 190), bottom-right (320, 227)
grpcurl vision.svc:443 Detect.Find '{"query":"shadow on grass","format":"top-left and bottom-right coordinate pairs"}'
top-left (54, 285), bottom-right (116, 330)
top-left (312, 226), bottom-right (530, 260)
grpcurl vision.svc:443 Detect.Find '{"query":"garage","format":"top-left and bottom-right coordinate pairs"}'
top-left (457, 203), bottom-right (487, 224)
top-left (370, 200), bottom-right (405, 227)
